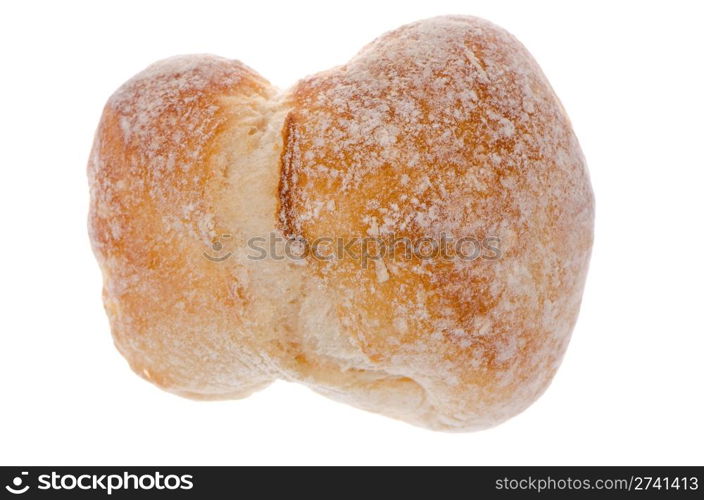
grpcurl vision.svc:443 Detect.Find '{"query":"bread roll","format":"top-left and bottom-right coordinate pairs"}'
top-left (88, 15), bottom-right (594, 431)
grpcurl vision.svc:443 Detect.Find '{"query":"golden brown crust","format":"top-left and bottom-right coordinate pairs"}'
top-left (277, 113), bottom-right (301, 239)
top-left (89, 17), bottom-right (594, 430)
top-left (88, 55), bottom-right (278, 398)
top-left (277, 16), bottom-right (593, 428)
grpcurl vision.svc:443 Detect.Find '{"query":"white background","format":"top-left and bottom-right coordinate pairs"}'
top-left (1, 0), bottom-right (702, 465)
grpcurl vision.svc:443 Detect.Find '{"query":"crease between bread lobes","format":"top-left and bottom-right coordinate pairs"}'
top-left (88, 15), bottom-right (594, 431)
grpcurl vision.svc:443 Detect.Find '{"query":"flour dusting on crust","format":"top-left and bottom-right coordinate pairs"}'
top-left (89, 17), bottom-right (594, 431)
top-left (279, 16), bottom-right (594, 428)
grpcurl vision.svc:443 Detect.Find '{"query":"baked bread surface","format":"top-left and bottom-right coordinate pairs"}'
top-left (89, 16), bottom-right (594, 431)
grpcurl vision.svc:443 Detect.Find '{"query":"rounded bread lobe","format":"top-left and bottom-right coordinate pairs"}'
top-left (279, 16), bottom-right (594, 429)
top-left (88, 55), bottom-right (278, 399)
